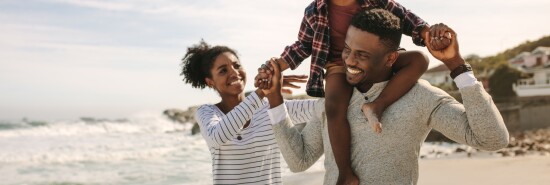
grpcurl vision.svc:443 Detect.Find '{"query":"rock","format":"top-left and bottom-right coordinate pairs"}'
top-left (191, 122), bottom-right (200, 135)
top-left (455, 147), bottom-right (466, 153)
top-left (163, 108), bottom-right (188, 123)
top-left (497, 151), bottom-right (511, 157)
top-left (514, 149), bottom-right (526, 156)
top-left (164, 106), bottom-right (199, 124)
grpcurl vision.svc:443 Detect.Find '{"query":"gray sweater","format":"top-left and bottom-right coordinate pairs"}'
top-left (271, 80), bottom-right (509, 185)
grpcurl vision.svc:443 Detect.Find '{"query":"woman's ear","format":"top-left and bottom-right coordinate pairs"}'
top-left (205, 77), bottom-right (214, 88)
top-left (385, 51), bottom-right (399, 68)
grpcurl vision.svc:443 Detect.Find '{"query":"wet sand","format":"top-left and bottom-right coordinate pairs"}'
top-left (284, 155), bottom-right (550, 185)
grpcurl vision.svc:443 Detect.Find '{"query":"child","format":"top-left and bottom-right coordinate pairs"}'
top-left (260, 0), bottom-right (450, 184)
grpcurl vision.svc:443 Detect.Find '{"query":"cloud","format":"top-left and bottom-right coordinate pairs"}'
top-left (2, 0), bottom-right (550, 120)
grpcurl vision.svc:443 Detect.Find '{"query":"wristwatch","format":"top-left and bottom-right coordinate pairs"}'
top-left (450, 63), bottom-right (472, 79)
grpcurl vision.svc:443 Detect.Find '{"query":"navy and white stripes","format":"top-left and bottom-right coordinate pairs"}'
top-left (195, 92), bottom-right (316, 184)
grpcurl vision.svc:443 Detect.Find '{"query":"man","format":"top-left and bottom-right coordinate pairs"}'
top-left (263, 8), bottom-right (509, 185)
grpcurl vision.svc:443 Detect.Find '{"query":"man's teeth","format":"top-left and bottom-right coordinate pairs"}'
top-left (347, 67), bottom-right (361, 74)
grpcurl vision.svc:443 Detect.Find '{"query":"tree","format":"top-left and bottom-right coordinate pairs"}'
top-left (488, 64), bottom-right (522, 102)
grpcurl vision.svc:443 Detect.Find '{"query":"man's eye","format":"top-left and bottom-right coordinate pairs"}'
top-left (343, 48), bottom-right (350, 53)
top-left (357, 54), bottom-right (368, 60)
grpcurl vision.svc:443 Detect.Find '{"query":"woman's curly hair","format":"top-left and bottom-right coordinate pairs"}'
top-left (180, 40), bottom-right (239, 89)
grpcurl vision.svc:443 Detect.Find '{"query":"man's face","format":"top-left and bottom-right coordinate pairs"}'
top-left (343, 26), bottom-right (395, 90)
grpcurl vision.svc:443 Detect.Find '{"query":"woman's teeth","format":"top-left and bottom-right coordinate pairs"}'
top-left (230, 79), bottom-right (242, 85)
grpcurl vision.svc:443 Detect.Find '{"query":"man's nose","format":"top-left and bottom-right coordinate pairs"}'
top-left (344, 52), bottom-right (356, 66)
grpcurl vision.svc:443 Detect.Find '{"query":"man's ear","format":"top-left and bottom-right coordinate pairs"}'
top-left (385, 51), bottom-right (399, 68)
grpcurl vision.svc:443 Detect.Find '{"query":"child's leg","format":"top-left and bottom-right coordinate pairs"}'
top-left (324, 66), bottom-right (357, 184)
top-left (363, 50), bottom-right (429, 124)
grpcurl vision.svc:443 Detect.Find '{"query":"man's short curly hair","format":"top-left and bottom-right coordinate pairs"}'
top-left (350, 8), bottom-right (402, 52)
top-left (180, 40), bottom-right (239, 89)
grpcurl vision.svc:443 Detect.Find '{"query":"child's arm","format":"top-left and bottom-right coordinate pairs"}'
top-left (258, 9), bottom-right (315, 80)
top-left (278, 7), bottom-right (315, 71)
top-left (363, 0), bottom-right (453, 130)
top-left (363, 51), bottom-right (429, 131)
top-left (373, 0), bottom-right (430, 46)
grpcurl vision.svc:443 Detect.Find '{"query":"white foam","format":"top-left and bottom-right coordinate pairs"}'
top-left (0, 113), bottom-right (189, 138)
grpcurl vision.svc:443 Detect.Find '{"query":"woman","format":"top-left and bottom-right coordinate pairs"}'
top-left (180, 40), bottom-right (314, 184)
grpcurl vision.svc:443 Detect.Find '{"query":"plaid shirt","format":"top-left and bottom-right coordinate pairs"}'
top-left (280, 0), bottom-right (429, 97)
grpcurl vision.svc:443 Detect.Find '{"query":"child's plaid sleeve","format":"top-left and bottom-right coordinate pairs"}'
top-left (376, 0), bottom-right (430, 46)
top-left (280, 15), bottom-right (314, 70)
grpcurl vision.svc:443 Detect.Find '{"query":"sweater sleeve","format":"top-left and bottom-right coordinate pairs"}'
top-left (270, 99), bottom-right (325, 172)
top-left (195, 92), bottom-right (265, 148)
top-left (284, 99), bottom-right (317, 124)
top-left (428, 82), bottom-right (510, 151)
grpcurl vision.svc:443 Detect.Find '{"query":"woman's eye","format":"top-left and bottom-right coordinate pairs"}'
top-left (233, 64), bottom-right (241, 69)
top-left (220, 69), bottom-right (227, 74)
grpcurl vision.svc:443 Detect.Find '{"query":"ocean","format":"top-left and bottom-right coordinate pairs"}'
top-left (0, 112), bottom-right (465, 185)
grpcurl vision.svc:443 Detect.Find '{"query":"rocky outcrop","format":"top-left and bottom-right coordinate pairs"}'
top-left (163, 106), bottom-right (200, 135)
top-left (163, 107), bottom-right (197, 123)
top-left (447, 127), bottom-right (550, 158)
top-left (496, 128), bottom-right (550, 157)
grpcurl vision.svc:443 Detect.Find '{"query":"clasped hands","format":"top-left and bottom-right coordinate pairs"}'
top-left (254, 58), bottom-right (308, 96)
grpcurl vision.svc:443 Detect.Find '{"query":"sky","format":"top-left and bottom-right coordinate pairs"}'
top-left (1, 0), bottom-right (549, 121)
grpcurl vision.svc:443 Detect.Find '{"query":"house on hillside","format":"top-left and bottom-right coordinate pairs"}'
top-left (421, 64), bottom-right (492, 92)
top-left (511, 47), bottom-right (550, 97)
top-left (509, 46), bottom-right (550, 71)
top-left (421, 64), bottom-right (451, 87)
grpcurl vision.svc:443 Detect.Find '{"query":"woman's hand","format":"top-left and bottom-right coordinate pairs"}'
top-left (265, 59), bottom-right (285, 108)
top-left (255, 64), bottom-right (307, 95)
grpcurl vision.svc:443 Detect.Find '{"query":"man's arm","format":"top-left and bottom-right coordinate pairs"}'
top-left (428, 77), bottom-right (509, 150)
top-left (284, 99), bottom-right (317, 124)
top-left (264, 59), bottom-right (324, 172)
top-left (268, 100), bottom-right (325, 172)
top-left (428, 78), bottom-right (509, 150)
top-left (425, 24), bottom-right (509, 151)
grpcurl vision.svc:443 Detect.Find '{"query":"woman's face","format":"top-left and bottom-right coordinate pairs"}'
top-left (206, 52), bottom-right (246, 96)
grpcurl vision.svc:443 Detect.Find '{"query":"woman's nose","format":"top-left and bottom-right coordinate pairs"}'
top-left (229, 67), bottom-right (240, 77)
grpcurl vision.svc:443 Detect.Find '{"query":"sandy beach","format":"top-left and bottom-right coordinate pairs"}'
top-left (284, 155), bottom-right (550, 185)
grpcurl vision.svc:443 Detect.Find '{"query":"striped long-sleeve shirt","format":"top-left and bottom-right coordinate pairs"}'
top-left (195, 92), bottom-right (316, 184)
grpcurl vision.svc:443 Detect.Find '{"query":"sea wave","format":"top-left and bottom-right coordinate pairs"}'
top-left (0, 112), bottom-right (191, 138)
